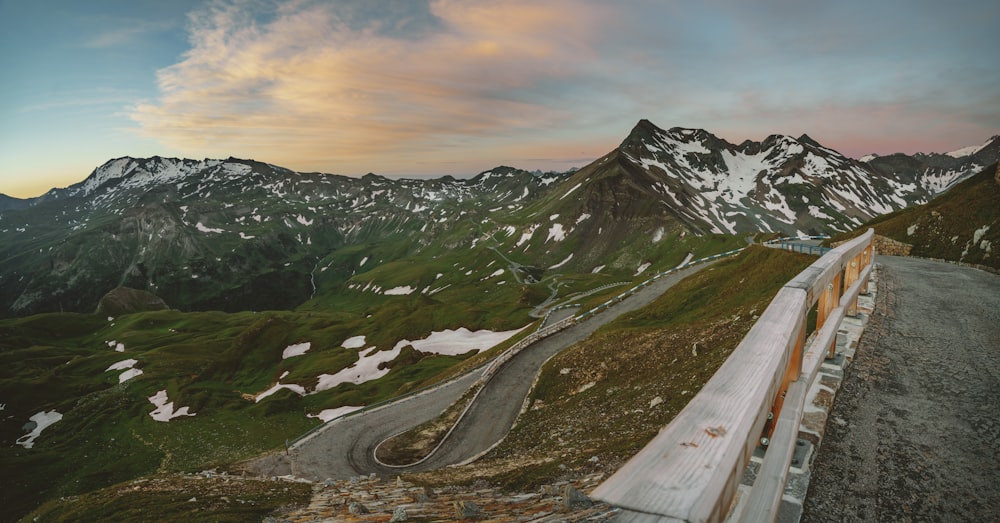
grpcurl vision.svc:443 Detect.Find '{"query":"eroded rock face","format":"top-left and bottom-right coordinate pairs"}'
top-left (95, 286), bottom-right (169, 316)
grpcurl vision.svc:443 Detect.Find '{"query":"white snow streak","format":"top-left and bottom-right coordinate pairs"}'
top-left (195, 222), bottom-right (224, 234)
top-left (560, 183), bottom-right (583, 200)
top-left (549, 253), bottom-right (573, 269)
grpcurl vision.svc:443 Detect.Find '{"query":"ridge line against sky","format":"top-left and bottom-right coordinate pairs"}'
top-left (1, 0), bottom-right (999, 198)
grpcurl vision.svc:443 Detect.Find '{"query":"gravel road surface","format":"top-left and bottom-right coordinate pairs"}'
top-left (802, 256), bottom-right (1000, 521)
top-left (279, 261), bottom-right (715, 481)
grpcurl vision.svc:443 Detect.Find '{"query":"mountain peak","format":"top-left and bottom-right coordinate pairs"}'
top-left (621, 119), bottom-right (664, 144)
top-left (946, 134), bottom-right (1000, 159)
top-left (796, 134), bottom-right (822, 148)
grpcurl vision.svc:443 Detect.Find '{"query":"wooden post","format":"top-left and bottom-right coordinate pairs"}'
top-left (828, 271), bottom-right (842, 359)
top-left (860, 245), bottom-right (872, 294)
top-left (844, 255), bottom-right (860, 317)
top-left (817, 271), bottom-right (843, 360)
top-left (767, 315), bottom-right (806, 442)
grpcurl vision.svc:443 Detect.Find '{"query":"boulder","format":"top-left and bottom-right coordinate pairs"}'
top-left (562, 484), bottom-right (594, 510)
top-left (348, 502), bottom-right (369, 515)
top-left (389, 506), bottom-right (408, 522)
top-left (453, 500), bottom-right (484, 519)
top-left (96, 287), bottom-right (168, 316)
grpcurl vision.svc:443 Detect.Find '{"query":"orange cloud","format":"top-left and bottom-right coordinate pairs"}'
top-left (130, 0), bottom-right (612, 174)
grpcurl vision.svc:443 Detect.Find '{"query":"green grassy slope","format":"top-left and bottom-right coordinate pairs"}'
top-left (410, 246), bottom-right (816, 489)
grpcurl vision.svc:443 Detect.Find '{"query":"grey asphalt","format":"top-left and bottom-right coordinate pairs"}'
top-left (277, 262), bottom-right (714, 481)
top-left (802, 256), bottom-right (1000, 521)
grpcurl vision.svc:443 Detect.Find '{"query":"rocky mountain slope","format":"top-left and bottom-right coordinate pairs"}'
top-left (864, 134), bottom-right (1000, 195)
top-left (833, 163), bottom-right (999, 270)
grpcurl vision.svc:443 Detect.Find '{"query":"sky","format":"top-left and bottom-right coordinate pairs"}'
top-left (1, 0), bottom-right (998, 198)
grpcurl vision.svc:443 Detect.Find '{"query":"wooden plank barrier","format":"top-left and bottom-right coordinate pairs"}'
top-left (592, 229), bottom-right (875, 522)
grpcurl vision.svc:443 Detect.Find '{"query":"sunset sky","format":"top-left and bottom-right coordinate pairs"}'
top-left (1, 0), bottom-right (998, 198)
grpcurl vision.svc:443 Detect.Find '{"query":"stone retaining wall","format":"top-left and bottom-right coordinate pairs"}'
top-left (872, 234), bottom-right (912, 256)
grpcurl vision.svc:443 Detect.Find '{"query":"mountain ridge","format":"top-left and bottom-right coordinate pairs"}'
top-left (1, 120), bottom-right (997, 317)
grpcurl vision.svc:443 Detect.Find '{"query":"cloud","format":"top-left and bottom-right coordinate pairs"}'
top-left (83, 18), bottom-right (177, 48)
top-left (130, 0), bottom-right (613, 173)
top-left (129, 0), bottom-right (1000, 173)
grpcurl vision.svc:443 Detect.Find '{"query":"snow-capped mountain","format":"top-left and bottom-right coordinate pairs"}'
top-left (864, 134), bottom-right (1000, 195)
top-left (620, 120), bottom-right (930, 234)
top-left (1, 120), bottom-right (995, 317)
top-left (945, 136), bottom-right (998, 159)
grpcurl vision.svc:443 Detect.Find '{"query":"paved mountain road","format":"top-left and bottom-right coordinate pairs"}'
top-left (268, 261), bottom-right (716, 481)
top-left (802, 256), bottom-right (1000, 521)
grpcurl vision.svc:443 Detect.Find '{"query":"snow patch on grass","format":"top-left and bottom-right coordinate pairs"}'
top-left (307, 405), bottom-right (365, 422)
top-left (546, 223), bottom-right (566, 242)
top-left (255, 383), bottom-right (307, 402)
top-left (117, 368), bottom-right (143, 383)
top-left (195, 222), bottom-right (224, 234)
top-left (148, 390), bottom-right (196, 422)
top-left (516, 225), bottom-right (538, 247)
top-left (560, 182), bottom-right (582, 200)
top-left (341, 335), bottom-right (366, 349)
top-left (809, 205), bottom-right (834, 220)
top-left (973, 225), bottom-right (990, 244)
top-left (16, 410), bottom-right (62, 448)
top-left (282, 342), bottom-right (311, 359)
top-left (550, 253), bottom-right (573, 269)
top-left (635, 262), bottom-right (652, 276)
top-left (314, 346), bottom-right (402, 391)
top-left (392, 326), bottom-right (526, 356)
top-left (384, 285), bottom-right (415, 295)
top-left (105, 359), bottom-right (143, 383)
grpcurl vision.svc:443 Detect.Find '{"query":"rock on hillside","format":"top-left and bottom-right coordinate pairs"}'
top-left (95, 287), bottom-right (169, 316)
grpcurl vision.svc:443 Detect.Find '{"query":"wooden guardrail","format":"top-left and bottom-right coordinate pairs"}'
top-left (592, 229), bottom-right (875, 522)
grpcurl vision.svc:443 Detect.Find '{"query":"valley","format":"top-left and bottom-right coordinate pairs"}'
top-left (1, 120), bottom-right (997, 521)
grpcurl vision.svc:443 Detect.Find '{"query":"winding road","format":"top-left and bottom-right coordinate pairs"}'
top-left (260, 261), bottom-right (716, 481)
top-left (802, 256), bottom-right (1000, 521)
